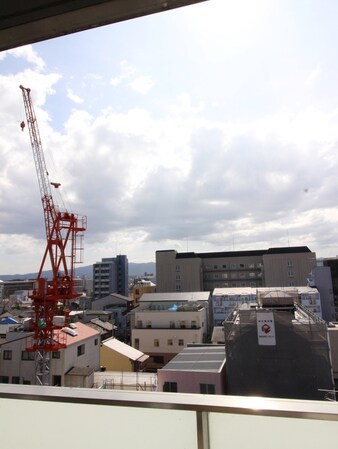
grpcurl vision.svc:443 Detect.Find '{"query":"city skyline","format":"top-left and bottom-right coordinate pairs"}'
top-left (1, 0), bottom-right (338, 274)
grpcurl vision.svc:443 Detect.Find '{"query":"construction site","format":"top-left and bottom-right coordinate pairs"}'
top-left (224, 292), bottom-right (335, 401)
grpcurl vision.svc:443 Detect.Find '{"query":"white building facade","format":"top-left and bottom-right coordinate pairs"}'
top-left (131, 292), bottom-right (210, 370)
top-left (0, 322), bottom-right (100, 386)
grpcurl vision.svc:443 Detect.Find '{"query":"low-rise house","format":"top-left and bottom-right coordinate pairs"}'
top-left (132, 279), bottom-right (156, 303)
top-left (0, 322), bottom-right (100, 387)
top-left (86, 318), bottom-right (115, 341)
top-left (100, 337), bottom-right (149, 372)
top-left (158, 344), bottom-right (226, 394)
top-left (90, 293), bottom-right (134, 341)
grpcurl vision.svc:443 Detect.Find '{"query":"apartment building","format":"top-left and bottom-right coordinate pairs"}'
top-left (156, 246), bottom-right (316, 292)
top-left (93, 255), bottom-right (128, 300)
top-left (131, 292), bottom-right (210, 370)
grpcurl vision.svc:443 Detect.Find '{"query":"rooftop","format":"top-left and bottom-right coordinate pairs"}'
top-left (140, 292), bottom-right (210, 302)
top-left (102, 337), bottom-right (149, 362)
top-left (169, 246), bottom-right (313, 260)
top-left (160, 344), bottom-right (226, 373)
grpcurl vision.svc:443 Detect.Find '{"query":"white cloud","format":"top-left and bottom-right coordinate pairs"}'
top-left (110, 60), bottom-right (136, 86)
top-left (67, 88), bottom-right (84, 104)
top-left (7, 45), bottom-right (45, 70)
top-left (305, 66), bottom-right (322, 87)
top-left (129, 75), bottom-right (154, 94)
top-left (2, 0), bottom-right (338, 273)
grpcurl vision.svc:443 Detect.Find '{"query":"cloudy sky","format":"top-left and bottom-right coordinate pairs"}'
top-left (1, 0), bottom-right (338, 274)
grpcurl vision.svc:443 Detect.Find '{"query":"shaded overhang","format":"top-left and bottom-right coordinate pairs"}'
top-left (0, 0), bottom-right (208, 52)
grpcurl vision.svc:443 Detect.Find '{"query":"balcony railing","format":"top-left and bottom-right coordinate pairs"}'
top-left (0, 384), bottom-right (338, 449)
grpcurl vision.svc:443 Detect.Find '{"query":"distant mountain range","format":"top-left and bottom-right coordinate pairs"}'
top-left (0, 262), bottom-right (156, 281)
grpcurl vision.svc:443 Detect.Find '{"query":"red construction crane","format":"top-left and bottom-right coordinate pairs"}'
top-left (20, 85), bottom-right (87, 385)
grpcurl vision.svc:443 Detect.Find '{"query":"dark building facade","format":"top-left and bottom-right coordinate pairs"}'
top-left (93, 255), bottom-right (128, 300)
top-left (224, 302), bottom-right (334, 401)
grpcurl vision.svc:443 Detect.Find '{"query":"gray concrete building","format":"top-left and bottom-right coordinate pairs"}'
top-left (93, 255), bottom-right (128, 300)
top-left (156, 246), bottom-right (316, 293)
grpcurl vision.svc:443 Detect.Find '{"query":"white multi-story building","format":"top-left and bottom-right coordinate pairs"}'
top-left (0, 322), bottom-right (100, 386)
top-left (131, 292), bottom-right (210, 370)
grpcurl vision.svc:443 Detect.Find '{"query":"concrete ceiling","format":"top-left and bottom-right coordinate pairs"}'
top-left (0, 0), bottom-right (207, 52)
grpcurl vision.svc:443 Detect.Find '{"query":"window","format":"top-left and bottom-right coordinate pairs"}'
top-left (288, 270), bottom-right (294, 277)
top-left (154, 339), bottom-right (159, 347)
top-left (21, 351), bottom-right (34, 361)
top-left (137, 320), bottom-right (143, 328)
top-left (146, 321), bottom-right (152, 328)
top-left (163, 381), bottom-right (177, 392)
top-left (213, 265), bottom-right (218, 269)
top-left (180, 321), bottom-right (186, 329)
top-left (52, 351), bottom-right (60, 359)
top-left (175, 284), bottom-right (181, 291)
top-left (0, 376), bottom-right (9, 383)
top-left (239, 263), bottom-right (245, 268)
top-left (176, 265), bottom-right (180, 272)
top-left (178, 339), bottom-right (184, 346)
top-left (77, 344), bottom-right (85, 356)
top-left (153, 356), bottom-right (164, 364)
top-left (169, 321), bottom-right (175, 329)
top-left (12, 377), bottom-right (20, 384)
top-left (200, 383), bottom-right (215, 394)
top-left (134, 338), bottom-right (140, 349)
top-left (167, 339), bottom-right (173, 346)
top-left (287, 260), bottom-right (293, 267)
top-left (53, 375), bottom-right (62, 386)
top-left (289, 281), bottom-right (295, 287)
top-left (3, 350), bottom-right (12, 360)
top-left (176, 274), bottom-right (180, 280)
top-left (191, 320), bottom-right (197, 328)
top-left (95, 338), bottom-right (99, 346)
top-left (230, 263), bottom-right (236, 269)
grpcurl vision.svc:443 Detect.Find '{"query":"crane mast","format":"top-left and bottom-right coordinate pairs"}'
top-left (20, 86), bottom-right (87, 385)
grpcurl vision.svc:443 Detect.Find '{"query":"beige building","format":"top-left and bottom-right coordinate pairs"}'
top-left (156, 246), bottom-right (316, 292)
top-left (100, 337), bottom-right (149, 372)
top-left (132, 279), bottom-right (156, 303)
top-left (131, 292), bottom-right (210, 370)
